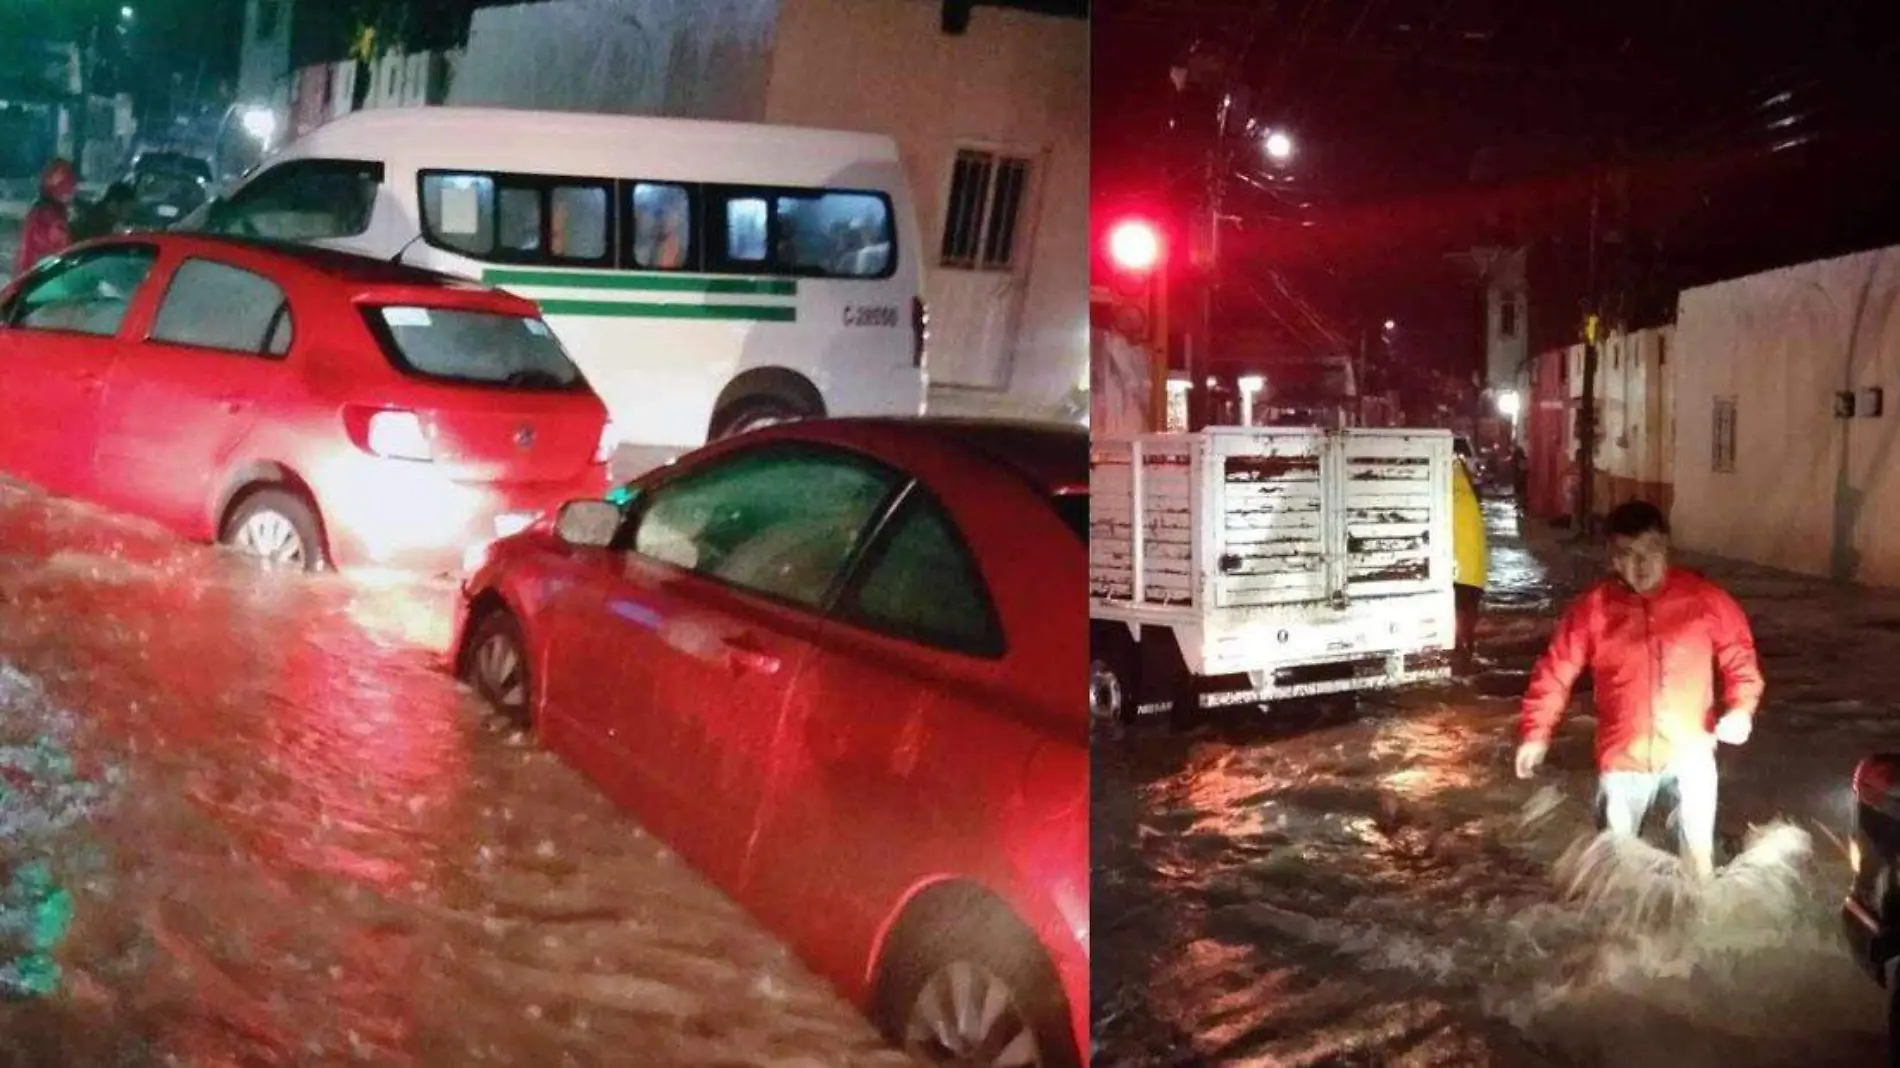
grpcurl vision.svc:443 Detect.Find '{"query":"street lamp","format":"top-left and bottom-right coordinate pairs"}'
top-left (1263, 129), bottom-right (1294, 162)
top-left (1495, 390), bottom-right (1521, 419)
top-left (239, 106), bottom-right (277, 144)
top-left (120, 5), bottom-right (134, 20)
top-left (1238, 374), bottom-right (1266, 426)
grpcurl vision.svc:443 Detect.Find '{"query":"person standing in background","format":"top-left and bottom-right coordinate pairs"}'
top-left (14, 159), bottom-right (78, 276)
top-left (1451, 437), bottom-right (1489, 677)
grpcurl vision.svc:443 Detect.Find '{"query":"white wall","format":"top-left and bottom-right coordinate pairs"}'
top-left (764, 0), bottom-right (1088, 422)
top-left (1672, 246), bottom-right (1900, 584)
top-left (236, 0), bottom-right (292, 105)
top-left (447, 0), bottom-right (779, 121)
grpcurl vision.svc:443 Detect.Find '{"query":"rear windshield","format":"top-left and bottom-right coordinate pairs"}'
top-left (363, 306), bottom-right (587, 391)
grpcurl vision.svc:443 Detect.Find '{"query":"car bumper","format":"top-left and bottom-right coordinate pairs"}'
top-left (1844, 895), bottom-right (1891, 984)
top-left (317, 458), bottom-right (609, 574)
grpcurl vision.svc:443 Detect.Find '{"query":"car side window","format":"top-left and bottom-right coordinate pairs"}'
top-left (839, 493), bottom-right (1004, 657)
top-left (149, 258), bottom-right (294, 357)
top-left (6, 245), bottom-right (158, 338)
top-left (631, 447), bottom-right (901, 609)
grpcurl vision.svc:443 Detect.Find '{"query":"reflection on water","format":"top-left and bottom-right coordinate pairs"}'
top-left (0, 480), bottom-right (908, 1067)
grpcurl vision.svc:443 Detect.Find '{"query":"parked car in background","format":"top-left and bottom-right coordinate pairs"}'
top-left (122, 150), bottom-right (214, 230)
top-left (1843, 752), bottom-right (1900, 1056)
top-left (452, 418), bottom-right (1088, 1068)
top-left (0, 233), bottom-right (614, 573)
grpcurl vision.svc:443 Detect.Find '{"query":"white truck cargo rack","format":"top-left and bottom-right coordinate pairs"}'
top-left (1089, 427), bottom-right (1457, 723)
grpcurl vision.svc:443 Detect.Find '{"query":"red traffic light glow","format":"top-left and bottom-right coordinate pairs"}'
top-left (1107, 220), bottom-right (1161, 272)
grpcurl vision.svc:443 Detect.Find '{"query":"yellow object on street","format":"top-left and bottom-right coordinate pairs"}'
top-left (1452, 459), bottom-right (1488, 588)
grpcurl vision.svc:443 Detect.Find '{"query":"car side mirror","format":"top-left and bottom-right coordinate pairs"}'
top-left (554, 499), bottom-right (621, 548)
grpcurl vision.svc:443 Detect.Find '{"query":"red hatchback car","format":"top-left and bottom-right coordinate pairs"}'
top-left (0, 234), bottom-right (612, 572)
top-left (452, 418), bottom-right (1087, 1067)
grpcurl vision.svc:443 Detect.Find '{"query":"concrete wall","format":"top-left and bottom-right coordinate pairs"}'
top-left (1672, 246), bottom-right (1900, 584)
top-left (764, 0), bottom-right (1088, 422)
top-left (448, 0), bottom-right (778, 120)
top-left (237, 0), bottom-right (292, 106)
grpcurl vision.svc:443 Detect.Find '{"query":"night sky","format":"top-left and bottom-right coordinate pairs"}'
top-left (1094, 0), bottom-right (1900, 377)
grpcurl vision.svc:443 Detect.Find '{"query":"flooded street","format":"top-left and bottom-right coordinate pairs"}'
top-left (1093, 500), bottom-right (1893, 1067)
top-left (0, 478), bottom-right (909, 1067)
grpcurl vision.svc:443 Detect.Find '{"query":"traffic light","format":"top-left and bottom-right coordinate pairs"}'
top-left (1096, 217), bottom-right (1170, 429)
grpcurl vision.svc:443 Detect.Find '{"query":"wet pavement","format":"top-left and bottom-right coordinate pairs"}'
top-left (1093, 499), bottom-right (1893, 1067)
top-left (0, 478), bottom-right (911, 1067)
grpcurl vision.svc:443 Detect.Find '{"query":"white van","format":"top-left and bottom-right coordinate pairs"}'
top-left (183, 107), bottom-right (928, 461)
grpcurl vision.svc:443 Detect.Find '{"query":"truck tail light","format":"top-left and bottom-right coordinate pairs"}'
top-left (344, 407), bottom-right (433, 462)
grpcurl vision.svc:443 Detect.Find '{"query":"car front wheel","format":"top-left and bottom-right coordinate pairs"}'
top-left (461, 609), bottom-right (533, 729)
top-left (874, 893), bottom-right (1079, 1068)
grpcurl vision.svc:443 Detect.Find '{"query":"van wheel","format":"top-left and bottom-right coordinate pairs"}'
top-left (711, 395), bottom-right (807, 439)
top-left (222, 489), bottom-right (326, 572)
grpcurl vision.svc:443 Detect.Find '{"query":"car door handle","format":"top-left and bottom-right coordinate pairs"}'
top-left (721, 636), bottom-right (781, 676)
top-left (217, 395), bottom-right (249, 413)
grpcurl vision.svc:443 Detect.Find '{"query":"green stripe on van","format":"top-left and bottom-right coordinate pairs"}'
top-left (481, 267), bottom-right (796, 296)
top-left (535, 299), bottom-right (797, 323)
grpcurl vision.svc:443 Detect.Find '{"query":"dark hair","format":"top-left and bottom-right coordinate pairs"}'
top-left (1453, 437), bottom-right (1472, 457)
top-left (1606, 500), bottom-right (1669, 538)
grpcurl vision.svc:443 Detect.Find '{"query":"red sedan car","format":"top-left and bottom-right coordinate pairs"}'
top-left (452, 418), bottom-right (1087, 1067)
top-left (0, 234), bottom-right (613, 572)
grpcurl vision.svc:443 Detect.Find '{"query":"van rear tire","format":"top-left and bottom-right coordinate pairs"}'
top-left (710, 396), bottom-right (808, 439)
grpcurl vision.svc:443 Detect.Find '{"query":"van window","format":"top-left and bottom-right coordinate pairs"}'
top-left (629, 183), bottom-right (692, 270)
top-left (707, 185), bottom-right (897, 279)
top-left (776, 192), bottom-right (893, 278)
top-left (498, 186), bottom-right (541, 253)
top-left (363, 306), bottom-right (587, 392)
top-left (551, 185), bottom-right (609, 260)
top-left (421, 171), bottom-right (613, 265)
top-left (421, 173), bottom-right (498, 255)
top-left (150, 258), bottom-right (293, 357)
top-left (725, 198), bottom-right (769, 263)
top-left (207, 159), bottom-right (382, 241)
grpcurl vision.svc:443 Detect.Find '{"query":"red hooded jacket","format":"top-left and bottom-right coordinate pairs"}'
top-left (1520, 567), bottom-right (1764, 773)
top-left (14, 160), bottom-right (76, 276)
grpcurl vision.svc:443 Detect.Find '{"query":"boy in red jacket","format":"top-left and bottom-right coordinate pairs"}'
top-left (1515, 500), bottom-right (1764, 879)
top-left (13, 159), bottom-right (77, 277)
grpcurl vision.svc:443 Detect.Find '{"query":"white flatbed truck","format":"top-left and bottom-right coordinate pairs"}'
top-left (1089, 427), bottom-right (1457, 725)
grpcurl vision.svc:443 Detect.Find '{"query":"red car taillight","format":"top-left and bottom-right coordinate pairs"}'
top-left (594, 420), bottom-right (620, 465)
top-left (344, 406), bottom-right (433, 462)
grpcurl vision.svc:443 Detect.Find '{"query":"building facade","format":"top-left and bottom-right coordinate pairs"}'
top-left (1672, 245), bottom-right (1900, 585)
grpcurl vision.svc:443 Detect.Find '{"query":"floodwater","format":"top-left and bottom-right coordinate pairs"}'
top-left (1093, 500), bottom-right (1891, 1067)
top-left (0, 478), bottom-right (910, 1067)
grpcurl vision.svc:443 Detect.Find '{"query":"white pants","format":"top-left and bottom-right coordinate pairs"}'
top-left (1596, 747), bottom-right (1719, 859)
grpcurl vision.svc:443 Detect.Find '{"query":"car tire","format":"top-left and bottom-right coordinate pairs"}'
top-left (710, 395), bottom-right (807, 440)
top-left (872, 888), bottom-right (1080, 1068)
top-left (1090, 639), bottom-right (1138, 727)
top-left (221, 488), bottom-right (327, 572)
top-left (461, 609), bottom-right (533, 730)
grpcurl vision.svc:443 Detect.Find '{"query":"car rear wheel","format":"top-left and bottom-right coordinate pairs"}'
top-left (222, 489), bottom-right (326, 572)
top-left (874, 892), bottom-right (1079, 1068)
top-left (462, 609), bottom-right (532, 729)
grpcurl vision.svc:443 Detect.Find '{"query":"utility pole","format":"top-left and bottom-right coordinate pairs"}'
top-left (1191, 97), bottom-right (1231, 433)
top-left (1574, 169), bottom-right (1601, 535)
